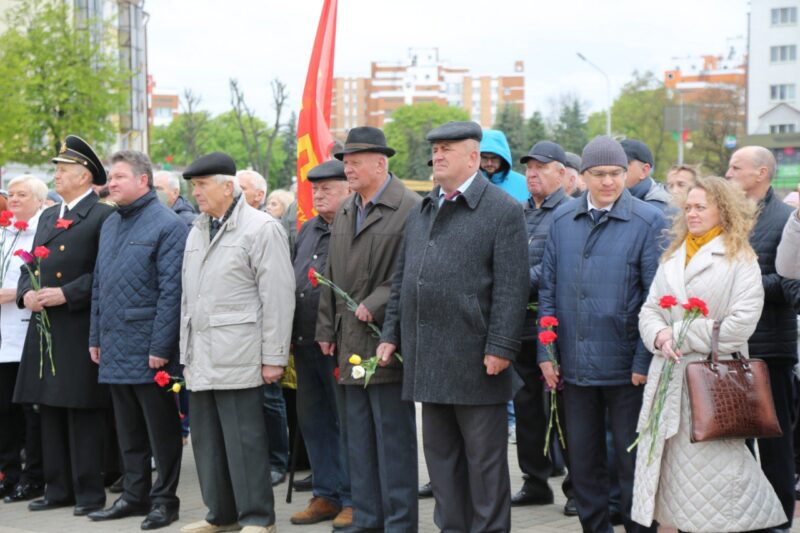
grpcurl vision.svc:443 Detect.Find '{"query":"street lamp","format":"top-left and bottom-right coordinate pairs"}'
top-left (577, 52), bottom-right (612, 137)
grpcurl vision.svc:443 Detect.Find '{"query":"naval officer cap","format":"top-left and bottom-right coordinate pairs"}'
top-left (307, 160), bottom-right (347, 182)
top-left (51, 135), bottom-right (107, 185)
top-left (426, 121), bottom-right (483, 143)
top-left (182, 152), bottom-right (237, 179)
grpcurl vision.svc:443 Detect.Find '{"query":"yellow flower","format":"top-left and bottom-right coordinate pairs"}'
top-left (172, 383), bottom-right (182, 393)
top-left (349, 354), bottom-right (362, 365)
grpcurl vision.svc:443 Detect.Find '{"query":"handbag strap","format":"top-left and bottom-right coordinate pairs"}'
top-left (710, 319), bottom-right (721, 364)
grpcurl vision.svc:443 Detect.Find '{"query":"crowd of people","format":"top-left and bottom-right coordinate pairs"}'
top-left (0, 121), bottom-right (798, 533)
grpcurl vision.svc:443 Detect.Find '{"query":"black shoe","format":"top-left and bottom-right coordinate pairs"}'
top-left (28, 497), bottom-right (74, 511)
top-left (109, 475), bottom-right (124, 494)
top-left (270, 470), bottom-right (286, 486)
top-left (418, 482), bottom-right (433, 498)
top-left (511, 486), bottom-right (554, 506)
top-left (74, 503), bottom-right (104, 516)
top-left (88, 497), bottom-right (149, 521)
top-left (563, 497), bottom-right (578, 516)
top-left (0, 480), bottom-right (16, 498)
top-left (4, 481), bottom-right (44, 503)
top-left (140, 504), bottom-right (179, 530)
top-left (293, 474), bottom-right (313, 492)
top-left (609, 509), bottom-right (623, 526)
top-left (549, 466), bottom-right (566, 477)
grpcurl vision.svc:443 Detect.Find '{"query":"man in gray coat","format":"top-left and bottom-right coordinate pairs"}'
top-left (379, 121), bottom-right (529, 533)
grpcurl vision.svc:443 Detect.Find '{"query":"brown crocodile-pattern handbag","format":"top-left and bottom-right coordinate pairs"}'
top-left (685, 319), bottom-right (783, 443)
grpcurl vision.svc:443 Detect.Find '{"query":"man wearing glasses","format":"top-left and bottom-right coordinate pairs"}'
top-left (537, 136), bottom-right (666, 533)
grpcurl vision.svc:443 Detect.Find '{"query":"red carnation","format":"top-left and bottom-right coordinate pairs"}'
top-left (308, 267), bottom-right (318, 288)
top-left (659, 295), bottom-right (678, 309)
top-left (13, 220), bottom-right (28, 231)
top-left (154, 370), bottom-right (171, 387)
top-left (540, 316), bottom-right (559, 328)
top-left (0, 214), bottom-right (11, 228)
top-left (33, 246), bottom-right (49, 259)
top-left (14, 249), bottom-right (34, 264)
top-left (0, 210), bottom-right (13, 221)
top-left (683, 297), bottom-right (709, 317)
top-left (539, 330), bottom-right (557, 345)
top-left (55, 218), bottom-right (73, 229)
top-left (333, 367), bottom-right (340, 381)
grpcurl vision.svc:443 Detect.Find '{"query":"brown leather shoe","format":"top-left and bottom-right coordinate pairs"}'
top-left (332, 506), bottom-right (353, 529)
top-left (290, 496), bottom-right (341, 525)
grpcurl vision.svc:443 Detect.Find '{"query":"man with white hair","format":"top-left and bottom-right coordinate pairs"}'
top-left (154, 171), bottom-right (196, 226)
top-left (179, 152), bottom-right (294, 533)
top-left (236, 170), bottom-right (268, 211)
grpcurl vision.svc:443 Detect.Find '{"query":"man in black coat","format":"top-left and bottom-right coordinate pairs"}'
top-left (379, 121), bottom-right (528, 533)
top-left (512, 141), bottom-right (573, 511)
top-left (13, 135), bottom-right (115, 515)
top-left (726, 146), bottom-right (800, 531)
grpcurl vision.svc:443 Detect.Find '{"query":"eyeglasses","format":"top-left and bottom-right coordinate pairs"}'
top-left (585, 169), bottom-right (625, 179)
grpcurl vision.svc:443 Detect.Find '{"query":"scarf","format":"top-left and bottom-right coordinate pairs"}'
top-left (685, 225), bottom-right (722, 265)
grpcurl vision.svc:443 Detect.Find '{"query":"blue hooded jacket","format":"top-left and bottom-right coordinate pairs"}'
top-left (480, 129), bottom-right (529, 202)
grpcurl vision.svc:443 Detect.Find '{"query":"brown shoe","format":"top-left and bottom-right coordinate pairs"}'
top-left (332, 506), bottom-right (353, 529)
top-left (290, 496), bottom-right (341, 525)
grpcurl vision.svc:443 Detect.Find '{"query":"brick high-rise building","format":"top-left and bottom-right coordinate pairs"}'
top-left (331, 48), bottom-right (524, 140)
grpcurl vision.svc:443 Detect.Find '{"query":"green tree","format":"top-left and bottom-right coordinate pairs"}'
top-left (276, 112), bottom-right (298, 189)
top-left (0, 0), bottom-right (129, 165)
top-left (551, 94), bottom-right (588, 153)
top-left (525, 111), bottom-right (548, 151)
top-left (384, 102), bottom-right (469, 180)
top-left (685, 87), bottom-right (744, 176)
top-left (587, 71), bottom-right (677, 179)
top-left (493, 103), bottom-right (527, 171)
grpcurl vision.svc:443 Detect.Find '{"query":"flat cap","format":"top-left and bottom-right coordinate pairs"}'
top-left (307, 160), bottom-right (347, 182)
top-left (520, 140), bottom-right (567, 165)
top-left (183, 152), bottom-right (236, 179)
top-left (52, 135), bottom-right (107, 185)
top-left (426, 121), bottom-right (483, 143)
top-left (620, 139), bottom-right (654, 168)
top-left (564, 152), bottom-right (582, 172)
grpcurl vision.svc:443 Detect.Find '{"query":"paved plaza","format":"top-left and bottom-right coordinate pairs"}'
top-left (0, 406), bottom-right (797, 533)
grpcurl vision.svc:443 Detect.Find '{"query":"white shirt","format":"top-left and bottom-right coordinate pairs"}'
top-left (586, 194), bottom-right (616, 214)
top-left (58, 187), bottom-right (94, 218)
top-left (438, 172), bottom-right (478, 207)
top-left (0, 210), bottom-right (43, 363)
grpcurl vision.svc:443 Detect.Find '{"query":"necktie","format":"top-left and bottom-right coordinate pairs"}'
top-left (63, 205), bottom-right (70, 217)
top-left (444, 190), bottom-right (460, 202)
top-left (590, 208), bottom-right (603, 225)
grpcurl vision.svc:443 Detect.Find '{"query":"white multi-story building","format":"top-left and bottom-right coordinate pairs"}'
top-left (747, 0), bottom-right (800, 185)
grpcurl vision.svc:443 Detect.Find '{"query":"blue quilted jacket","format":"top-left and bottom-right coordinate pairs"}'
top-left (537, 189), bottom-right (667, 385)
top-left (90, 190), bottom-right (189, 384)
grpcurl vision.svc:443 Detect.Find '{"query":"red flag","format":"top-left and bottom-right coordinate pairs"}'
top-left (296, 0), bottom-right (338, 230)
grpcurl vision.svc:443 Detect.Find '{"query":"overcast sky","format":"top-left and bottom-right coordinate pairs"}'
top-left (146, 0), bottom-right (750, 124)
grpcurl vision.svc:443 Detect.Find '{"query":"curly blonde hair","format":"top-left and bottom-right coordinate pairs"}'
top-left (663, 175), bottom-right (758, 262)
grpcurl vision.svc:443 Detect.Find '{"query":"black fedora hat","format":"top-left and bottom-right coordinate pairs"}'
top-left (52, 135), bottom-right (107, 185)
top-left (334, 127), bottom-right (395, 160)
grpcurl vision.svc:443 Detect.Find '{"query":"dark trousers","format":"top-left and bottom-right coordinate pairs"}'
top-left (39, 404), bottom-right (107, 506)
top-left (0, 363), bottom-right (24, 484)
top-left (423, 402), bottom-right (511, 533)
top-left (110, 383), bottom-right (182, 508)
top-left (191, 387), bottom-right (275, 527)
top-left (563, 383), bottom-right (655, 533)
top-left (262, 382), bottom-right (289, 473)
top-left (753, 363), bottom-right (796, 530)
top-left (294, 345), bottom-right (350, 506)
top-left (513, 341), bottom-right (572, 497)
top-left (345, 383), bottom-right (417, 532)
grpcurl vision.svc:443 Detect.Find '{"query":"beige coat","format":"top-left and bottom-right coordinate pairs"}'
top-left (632, 236), bottom-right (786, 531)
top-left (776, 208), bottom-right (800, 279)
top-left (180, 197), bottom-right (295, 391)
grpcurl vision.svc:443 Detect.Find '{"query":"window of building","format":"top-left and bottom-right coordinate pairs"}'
top-left (770, 124), bottom-right (797, 134)
top-left (770, 83), bottom-right (796, 101)
top-left (770, 45), bottom-right (797, 62)
top-left (771, 7), bottom-right (798, 25)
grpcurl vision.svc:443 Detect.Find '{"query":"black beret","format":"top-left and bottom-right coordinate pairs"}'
top-left (183, 152), bottom-right (236, 179)
top-left (52, 135), bottom-right (107, 185)
top-left (426, 121), bottom-right (483, 143)
top-left (307, 160), bottom-right (347, 182)
top-left (620, 139), bottom-right (654, 168)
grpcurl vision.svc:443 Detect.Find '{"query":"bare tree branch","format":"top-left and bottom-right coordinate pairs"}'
top-left (180, 88), bottom-right (207, 161)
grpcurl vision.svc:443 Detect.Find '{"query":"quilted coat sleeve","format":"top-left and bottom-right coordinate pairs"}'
top-left (485, 203), bottom-right (529, 360)
top-left (89, 246), bottom-right (102, 349)
top-left (147, 219), bottom-right (189, 359)
top-left (254, 221), bottom-right (295, 366)
top-left (537, 224), bottom-right (558, 365)
top-left (675, 258), bottom-right (764, 355)
top-left (777, 210), bottom-right (800, 280)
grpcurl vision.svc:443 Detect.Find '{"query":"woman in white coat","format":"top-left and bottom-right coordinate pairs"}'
top-left (0, 175), bottom-right (47, 502)
top-left (631, 176), bottom-right (786, 532)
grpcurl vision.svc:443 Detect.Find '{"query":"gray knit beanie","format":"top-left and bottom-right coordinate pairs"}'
top-left (580, 136), bottom-right (628, 173)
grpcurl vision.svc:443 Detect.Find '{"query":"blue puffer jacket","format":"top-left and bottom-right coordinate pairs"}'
top-left (537, 189), bottom-right (667, 385)
top-left (480, 129), bottom-right (529, 202)
top-left (90, 190), bottom-right (189, 384)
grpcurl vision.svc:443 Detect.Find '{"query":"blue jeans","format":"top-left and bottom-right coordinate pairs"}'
top-left (294, 345), bottom-right (350, 506)
top-left (262, 383), bottom-right (288, 473)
